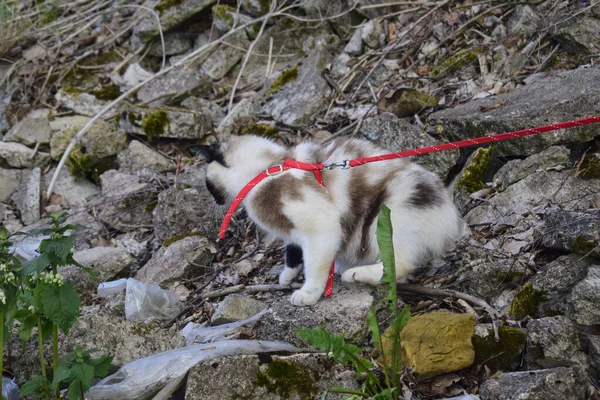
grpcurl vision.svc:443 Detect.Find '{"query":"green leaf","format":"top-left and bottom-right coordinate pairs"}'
top-left (40, 236), bottom-right (76, 264)
top-left (51, 363), bottom-right (71, 391)
top-left (20, 253), bottom-right (51, 276)
top-left (390, 305), bottom-right (410, 336)
top-left (367, 308), bottom-right (383, 355)
top-left (40, 283), bottom-right (80, 333)
top-left (18, 314), bottom-right (38, 343)
top-left (89, 354), bottom-right (113, 377)
top-left (19, 376), bottom-right (46, 396)
top-left (376, 205), bottom-right (397, 315)
top-left (67, 362), bottom-right (95, 398)
top-left (296, 328), bottom-right (335, 352)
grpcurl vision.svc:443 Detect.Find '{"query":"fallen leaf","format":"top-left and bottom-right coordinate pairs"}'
top-left (480, 100), bottom-right (508, 112)
top-left (23, 44), bottom-right (48, 62)
top-left (417, 65), bottom-right (430, 76)
top-left (428, 373), bottom-right (462, 397)
top-left (388, 22), bottom-right (397, 42)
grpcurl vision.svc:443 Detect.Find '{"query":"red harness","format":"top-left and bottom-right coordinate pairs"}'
top-left (218, 116), bottom-right (600, 298)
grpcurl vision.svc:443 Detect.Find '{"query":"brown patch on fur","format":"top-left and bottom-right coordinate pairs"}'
top-left (251, 174), bottom-right (303, 234)
top-left (358, 190), bottom-right (386, 259)
top-left (407, 175), bottom-right (443, 209)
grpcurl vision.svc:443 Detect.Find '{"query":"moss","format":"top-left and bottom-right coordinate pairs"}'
top-left (241, 123), bottom-right (279, 138)
top-left (472, 326), bottom-right (527, 370)
top-left (253, 359), bottom-right (318, 399)
top-left (510, 282), bottom-right (547, 319)
top-left (570, 235), bottom-right (599, 254)
top-left (543, 308), bottom-right (565, 317)
top-left (163, 232), bottom-right (203, 247)
top-left (266, 66), bottom-right (299, 96)
top-left (455, 147), bottom-right (492, 194)
top-left (66, 145), bottom-right (111, 184)
top-left (575, 153), bottom-right (600, 180)
top-left (141, 110), bottom-right (170, 142)
top-left (155, 0), bottom-right (182, 14)
top-left (212, 4), bottom-right (235, 29)
top-left (431, 49), bottom-right (478, 77)
top-left (377, 88), bottom-right (439, 118)
top-left (90, 85), bottom-right (121, 101)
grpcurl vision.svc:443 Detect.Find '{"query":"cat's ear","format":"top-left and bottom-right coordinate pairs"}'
top-left (192, 144), bottom-right (227, 166)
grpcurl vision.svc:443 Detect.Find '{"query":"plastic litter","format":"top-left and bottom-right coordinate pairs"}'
top-left (8, 235), bottom-right (47, 261)
top-left (2, 376), bottom-right (20, 400)
top-left (124, 278), bottom-right (181, 322)
top-left (97, 278), bottom-right (127, 298)
top-left (179, 308), bottom-right (267, 345)
top-left (437, 395), bottom-right (480, 400)
top-left (86, 340), bottom-right (303, 400)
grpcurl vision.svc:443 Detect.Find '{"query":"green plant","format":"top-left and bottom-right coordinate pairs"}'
top-left (296, 205), bottom-right (411, 399)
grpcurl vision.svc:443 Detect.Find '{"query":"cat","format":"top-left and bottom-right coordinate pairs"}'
top-left (201, 135), bottom-right (463, 306)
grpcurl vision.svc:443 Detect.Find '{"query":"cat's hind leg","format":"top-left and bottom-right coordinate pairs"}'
top-left (341, 258), bottom-right (412, 285)
top-left (279, 244), bottom-right (303, 285)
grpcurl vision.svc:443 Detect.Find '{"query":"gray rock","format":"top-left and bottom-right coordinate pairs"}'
top-left (10, 168), bottom-right (40, 225)
top-left (554, 17), bottom-right (600, 55)
top-left (460, 259), bottom-right (530, 301)
top-left (361, 20), bottom-right (383, 49)
top-left (117, 140), bottom-right (173, 173)
top-left (541, 209), bottom-right (600, 258)
top-left (55, 89), bottom-right (113, 117)
top-left (0, 90), bottom-right (10, 135)
top-left (152, 185), bottom-right (219, 242)
top-left (330, 53), bottom-right (351, 79)
top-left (148, 32), bottom-right (193, 57)
top-left (49, 115), bottom-right (91, 132)
top-left (570, 266), bottom-right (600, 325)
top-left (344, 28), bottom-right (363, 56)
top-left (0, 169), bottom-right (21, 202)
top-left (135, 236), bottom-right (214, 289)
top-left (217, 96), bottom-right (259, 137)
top-left (185, 353), bottom-right (359, 400)
top-left (134, 0), bottom-right (216, 43)
top-left (61, 246), bottom-right (136, 297)
top-left (4, 109), bottom-right (52, 146)
top-left (41, 167), bottom-right (99, 207)
top-left (360, 113), bottom-right (459, 180)
top-left (180, 97), bottom-right (225, 126)
top-left (479, 367), bottom-right (587, 400)
top-left (495, 146), bottom-right (571, 185)
top-left (202, 32), bottom-right (248, 80)
top-left (526, 316), bottom-right (589, 370)
top-left (506, 5), bottom-right (541, 36)
top-left (0, 141), bottom-right (51, 168)
top-left (136, 67), bottom-right (212, 106)
top-left (211, 294), bottom-right (268, 325)
top-left (119, 106), bottom-right (211, 140)
top-left (428, 66), bottom-right (600, 157)
top-left (590, 335), bottom-right (600, 371)
top-left (258, 282), bottom-right (373, 346)
top-left (65, 210), bottom-right (106, 251)
top-left (50, 119), bottom-right (127, 161)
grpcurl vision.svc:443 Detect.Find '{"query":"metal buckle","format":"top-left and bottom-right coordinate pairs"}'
top-left (323, 159), bottom-right (351, 170)
top-left (266, 165), bottom-right (283, 176)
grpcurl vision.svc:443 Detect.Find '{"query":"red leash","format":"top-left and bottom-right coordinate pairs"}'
top-left (218, 115), bottom-right (600, 297)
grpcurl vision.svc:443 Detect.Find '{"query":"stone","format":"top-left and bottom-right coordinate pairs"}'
top-left (180, 96), bottom-right (225, 127)
top-left (361, 20), bottom-right (383, 49)
top-left (399, 312), bottom-right (475, 379)
top-left (460, 259), bottom-right (530, 301)
top-left (526, 316), bottom-right (589, 370)
top-left (134, 0), bottom-right (216, 42)
top-left (473, 325), bottom-right (526, 370)
top-left (48, 115), bottom-right (91, 132)
top-left (541, 209), bottom-right (600, 258)
top-left (136, 67), bottom-right (211, 106)
top-left (0, 168), bottom-right (21, 202)
top-left (259, 282), bottom-right (373, 346)
top-left (216, 96), bottom-right (259, 137)
top-left (554, 17), bottom-right (600, 55)
top-left (495, 146), bottom-right (571, 185)
top-left (3, 109), bottom-right (51, 146)
top-left (506, 5), bottom-right (541, 36)
top-left (360, 113), bottom-right (459, 180)
top-left (569, 266), bottom-right (600, 325)
top-left (428, 66), bottom-right (600, 157)
top-left (119, 106), bottom-right (211, 140)
top-left (202, 32), bottom-right (249, 80)
top-left (0, 90), bottom-right (10, 135)
top-left (344, 28), bottom-right (363, 56)
top-left (152, 186), bottom-right (220, 242)
top-left (590, 335), bottom-right (600, 371)
top-left (61, 246), bottom-right (136, 297)
top-left (10, 168), bottom-right (40, 225)
top-left (185, 352), bottom-right (359, 400)
top-left (117, 140), bottom-right (173, 173)
top-left (135, 236), bottom-right (214, 289)
top-left (0, 141), bottom-right (51, 168)
top-left (50, 119), bottom-right (127, 161)
top-left (41, 167), bottom-right (99, 207)
top-left (377, 88), bottom-right (439, 118)
top-left (148, 32), bottom-right (193, 57)
top-left (479, 367), bottom-right (587, 400)
top-left (211, 294), bottom-right (268, 325)
top-left (55, 89), bottom-right (113, 117)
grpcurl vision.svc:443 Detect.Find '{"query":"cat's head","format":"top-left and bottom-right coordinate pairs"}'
top-left (196, 135), bottom-right (287, 205)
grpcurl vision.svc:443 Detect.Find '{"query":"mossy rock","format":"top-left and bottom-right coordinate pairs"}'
top-left (570, 235), bottom-right (599, 254)
top-left (212, 4), bottom-right (235, 32)
top-left (510, 282), bottom-right (547, 319)
top-left (253, 358), bottom-right (319, 399)
top-left (266, 66), bottom-right (299, 96)
top-left (472, 326), bottom-right (526, 370)
top-left (154, 0), bottom-right (183, 14)
top-left (455, 147), bottom-right (493, 194)
top-left (575, 153), bottom-right (600, 180)
top-left (141, 110), bottom-right (170, 142)
top-left (377, 88), bottom-right (439, 118)
top-left (431, 49), bottom-right (479, 77)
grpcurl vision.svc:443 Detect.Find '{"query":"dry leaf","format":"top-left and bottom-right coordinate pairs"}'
top-left (23, 44), bottom-right (47, 62)
top-left (480, 100), bottom-right (507, 112)
top-left (417, 65), bottom-right (430, 76)
top-left (428, 373), bottom-right (462, 397)
top-left (388, 22), bottom-right (397, 42)
top-left (90, 237), bottom-right (113, 248)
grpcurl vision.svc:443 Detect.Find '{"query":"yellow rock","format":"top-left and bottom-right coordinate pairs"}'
top-left (383, 312), bottom-right (476, 380)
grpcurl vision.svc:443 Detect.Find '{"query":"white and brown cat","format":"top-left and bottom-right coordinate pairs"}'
top-left (201, 135), bottom-right (463, 306)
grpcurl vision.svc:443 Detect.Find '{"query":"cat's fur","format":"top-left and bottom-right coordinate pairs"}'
top-left (202, 135), bottom-right (463, 306)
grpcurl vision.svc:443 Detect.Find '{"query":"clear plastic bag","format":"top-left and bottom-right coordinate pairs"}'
top-left (2, 376), bottom-right (20, 400)
top-left (179, 308), bottom-right (267, 345)
top-left (124, 278), bottom-right (181, 322)
top-left (97, 278), bottom-right (127, 297)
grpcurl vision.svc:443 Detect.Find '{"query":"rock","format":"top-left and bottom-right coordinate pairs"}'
top-left (0, 168), bottom-right (21, 202)
top-left (506, 5), bottom-right (541, 36)
top-left (185, 352), bottom-right (359, 400)
top-left (495, 146), bottom-right (571, 185)
top-left (41, 167), bottom-right (99, 207)
top-left (61, 246), bottom-right (136, 297)
top-left (378, 88), bottom-right (438, 118)
top-left (152, 186), bottom-right (220, 242)
top-left (10, 168), bottom-right (40, 225)
top-left (344, 28), bottom-right (363, 56)
top-left (428, 66), bottom-right (600, 157)
top-left (50, 119), bottom-right (127, 161)
top-left (3, 109), bottom-right (51, 146)
top-left (399, 312), bottom-right (475, 379)
top-left (217, 96), bottom-right (259, 137)
top-left (554, 17), bottom-right (600, 55)
top-left (49, 115), bottom-right (91, 132)
top-left (136, 67), bottom-right (211, 106)
top-left (241, 0), bottom-right (270, 16)
top-left (360, 113), bottom-right (459, 180)
top-left (135, 236), bottom-right (214, 289)
top-left (460, 259), bottom-right (530, 300)
top-left (55, 88), bottom-right (113, 117)
top-left (473, 325), bottom-right (526, 370)
top-left (180, 97), bottom-right (225, 127)
top-left (119, 106), bottom-right (211, 140)
top-left (259, 283), bottom-right (373, 346)
top-left (202, 32), bottom-right (249, 80)
top-left (541, 209), bottom-right (600, 258)
top-left (526, 316), bottom-right (589, 370)
top-left (0, 141), bottom-right (51, 168)
top-left (96, 170), bottom-right (155, 232)
top-left (148, 32), bottom-right (193, 57)
top-left (134, 0), bottom-right (216, 43)
top-left (569, 266), bottom-right (600, 325)
top-left (330, 53), bottom-right (351, 79)
top-left (117, 140), bottom-right (173, 173)
top-left (361, 20), bottom-right (383, 49)
top-left (66, 210), bottom-right (106, 251)
top-left (452, 147), bottom-right (493, 195)
top-left (479, 367), bottom-right (587, 400)
top-left (0, 91), bottom-right (10, 135)
top-left (590, 335), bottom-right (600, 371)
top-left (211, 294), bottom-right (268, 325)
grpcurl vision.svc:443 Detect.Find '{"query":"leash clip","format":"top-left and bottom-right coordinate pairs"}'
top-left (266, 165), bottom-right (284, 176)
top-left (323, 159), bottom-right (351, 170)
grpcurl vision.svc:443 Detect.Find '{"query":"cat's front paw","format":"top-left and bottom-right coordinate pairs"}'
top-left (279, 267), bottom-right (299, 286)
top-left (290, 289), bottom-right (320, 306)
top-left (341, 269), bottom-right (357, 283)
